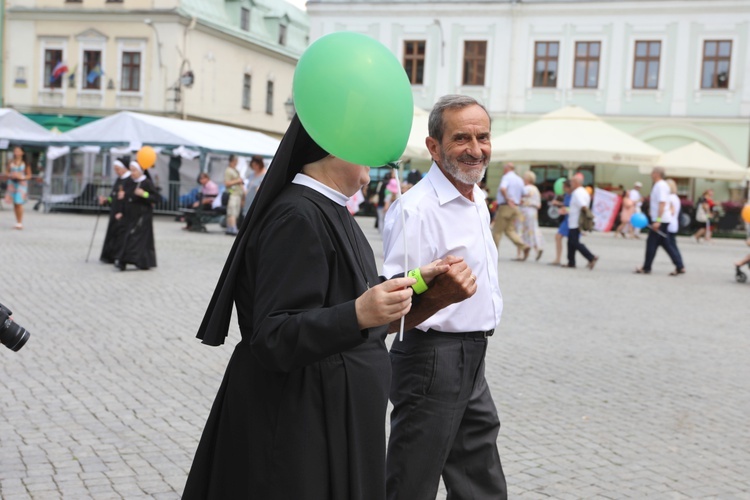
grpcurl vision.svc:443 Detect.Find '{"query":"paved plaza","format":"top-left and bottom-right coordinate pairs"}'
top-left (0, 207), bottom-right (748, 499)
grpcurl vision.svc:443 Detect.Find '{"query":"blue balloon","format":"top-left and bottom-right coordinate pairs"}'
top-left (630, 212), bottom-right (648, 229)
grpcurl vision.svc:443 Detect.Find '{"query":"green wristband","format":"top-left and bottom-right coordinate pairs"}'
top-left (142, 191), bottom-right (150, 199)
top-left (407, 268), bottom-right (429, 294)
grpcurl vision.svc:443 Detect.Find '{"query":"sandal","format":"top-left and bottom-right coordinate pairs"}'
top-left (669, 268), bottom-right (686, 276)
top-left (634, 267), bottom-right (650, 274)
top-left (536, 249), bottom-right (544, 262)
top-left (13, 223), bottom-right (23, 230)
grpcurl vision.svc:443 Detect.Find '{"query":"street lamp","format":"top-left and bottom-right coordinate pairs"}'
top-left (284, 97), bottom-right (295, 120)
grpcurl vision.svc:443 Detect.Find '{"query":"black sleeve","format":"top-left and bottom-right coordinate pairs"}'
top-left (249, 211), bottom-right (366, 373)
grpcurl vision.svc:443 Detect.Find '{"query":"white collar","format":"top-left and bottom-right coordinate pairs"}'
top-left (120, 171), bottom-right (132, 180)
top-left (133, 174), bottom-right (146, 182)
top-left (292, 173), bottom-right (349, 206)
top-left (427, 162), bottom-right (485, 205)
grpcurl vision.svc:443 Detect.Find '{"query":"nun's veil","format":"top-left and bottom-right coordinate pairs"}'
top-left (197, 115), bottom-right (328, 346)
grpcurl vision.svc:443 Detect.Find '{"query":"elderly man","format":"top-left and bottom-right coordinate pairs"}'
top-left (383, 95), bottom-right (507, 500)
top-left (492, 162), bottom-right (529, 255)
top-left (635, 167), bottom-right (684, 275)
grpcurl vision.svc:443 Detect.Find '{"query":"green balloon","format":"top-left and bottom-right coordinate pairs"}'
top-left (554, 177), bottom-right (565, 195)
top-left (293, 32), bottom-right (414, 166)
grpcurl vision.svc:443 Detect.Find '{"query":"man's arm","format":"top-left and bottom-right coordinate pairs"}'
top-left (388, 259), bottom-right (476, 333)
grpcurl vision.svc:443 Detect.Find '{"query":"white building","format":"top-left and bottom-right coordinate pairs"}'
top-left (307, 0), bottom-right (750, 201)
top-left (4, 0), bottom-right (310, 137)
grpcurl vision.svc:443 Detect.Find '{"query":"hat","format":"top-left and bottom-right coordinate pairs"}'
top-left (634, 181), bottom-right (643, 188)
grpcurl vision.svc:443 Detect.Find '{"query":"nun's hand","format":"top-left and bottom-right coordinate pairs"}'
top-left (355, 277), bottom-right (415, 330)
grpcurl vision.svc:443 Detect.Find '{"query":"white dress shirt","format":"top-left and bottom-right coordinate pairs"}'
top-left (383, 163), bottom-right (503, 333)
top-left (649, 179), bottom-right (672, 223)
top-left (496, 170), bottom-right (524, 205)
top-left (629, 188), bottom-right (642, 209)
top-left (668, 193), bottom-right (681, 233)
top-left (567, 186), bottom-right (590, 230)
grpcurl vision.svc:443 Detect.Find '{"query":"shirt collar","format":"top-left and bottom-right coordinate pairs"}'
top-left (426, 162), bottom-right (485, 205)
top-left (120, 171), bottom-right (131, 180)
top-left (292, 173), bottom-right (349, 206)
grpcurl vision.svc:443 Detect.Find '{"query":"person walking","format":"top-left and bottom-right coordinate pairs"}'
top-left (98, 157), bottom-right (134, 263)
top-left (383, 94), bottom-right (507, 500)
top-left (628, 181), bottom-right (644, 238)
top-left (241, 155), bottom-right (267, 218)
top-left (491, 162), bottom-right (529, 256)
top-left (519, 170), bottom-right (544, 261)
top-left (692, 189), bottom-right (716, 243)
top-left (4, 145), bottom-right (32, 230)
top-left (223, 155), bottom-right (243, 235)
top-left (549, 180), bottom-right (571, 266)
top-left (666, 179), bottom-right (686, 276)
top-left (116, 161), bottom-right (157, 271)
top-left (635, 167), bottom-right (683, 275)
top-left (615, 187), bottom-right (636, 238)
top-left (183, 116), bottom-right (456, 499)
top-left (564, 173), bottom-right (598, 269)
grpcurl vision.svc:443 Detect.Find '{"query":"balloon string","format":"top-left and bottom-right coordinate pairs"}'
top-left (388, 162), bottom-right (408, 342)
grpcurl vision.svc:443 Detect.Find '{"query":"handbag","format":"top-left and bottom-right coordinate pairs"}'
top-left (579, 206), bottom-right (595, 232)
top-left (696, 203), bottom-right (707, 223)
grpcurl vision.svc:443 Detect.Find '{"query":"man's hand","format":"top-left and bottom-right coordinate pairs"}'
top-left (389, 258), bottom-right (477, 334)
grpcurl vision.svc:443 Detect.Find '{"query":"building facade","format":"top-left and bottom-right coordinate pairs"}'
top-left (307, 0), bottom-right (750, 200)
top-left (4, 0), bottom-right (309, 137)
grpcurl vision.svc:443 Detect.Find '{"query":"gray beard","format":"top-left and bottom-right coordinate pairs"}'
top-left (440, 151), bottom-right (488, 185)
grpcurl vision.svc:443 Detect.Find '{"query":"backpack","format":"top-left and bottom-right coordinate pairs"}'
top-left (579, 206), bottom-right (595, 232)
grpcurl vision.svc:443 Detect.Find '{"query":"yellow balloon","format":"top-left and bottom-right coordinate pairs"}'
top-left (585, 186), bottom-right (593, 196)
top-left (742, 204), bottom-right (750, 224)
top-left (137, 146), bottom-right (157, 169)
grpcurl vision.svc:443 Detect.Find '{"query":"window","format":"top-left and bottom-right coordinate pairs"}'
top-left (462, 41), bottom-right (487, 86)
top-left (121, 51), bottom-right (140, 91)
top-left (266, 80), bottom-right (273, 115)
top-left (44, 49), bottom-right (64, 89)
top-left (533, 41), bottom-right (558, 88)
top-left (701, 40), bottom-right (731, 89)
top-left (403, 40), bottom-right (426, 85)
top-left (82, 50), bottom-right (102, 90)
top-left (573, 41), bottom-right (600, 88)
top-left (240, 8), bottom-right (250, 31)
top-left (242, 74), bottom-right (251, 110)
top-left (633, 41), bottom-right (660, 89)
top-left (279, 24), bottom-right (287, 46)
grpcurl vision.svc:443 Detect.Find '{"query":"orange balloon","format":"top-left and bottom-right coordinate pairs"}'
top-left (742, 204), bottom-right (750, 224)
top-left (136, 146), bottom-right (157, 169)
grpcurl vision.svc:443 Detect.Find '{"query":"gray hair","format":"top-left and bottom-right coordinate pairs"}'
top-left (652, 166), bottom-right (666, 178)
top-left (428, 95), bottom-right (490, 142)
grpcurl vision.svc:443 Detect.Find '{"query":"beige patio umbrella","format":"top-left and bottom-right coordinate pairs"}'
top-left (639, 141), bottom-right (749, 181)
top-left (400, 105), bottom-right (432, 161)
top-left (492, 106), bottom-right (661, 168)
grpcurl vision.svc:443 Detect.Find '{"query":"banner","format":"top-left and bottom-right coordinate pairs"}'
top-left (592, 188), bottom-right (621, 232)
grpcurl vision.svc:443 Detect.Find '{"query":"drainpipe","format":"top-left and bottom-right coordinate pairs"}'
top-left (505, 0), bottom-right (519, 133)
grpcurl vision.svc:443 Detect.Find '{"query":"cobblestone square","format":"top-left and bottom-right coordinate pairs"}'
top-left (1, 209), bottom-right (748, 498)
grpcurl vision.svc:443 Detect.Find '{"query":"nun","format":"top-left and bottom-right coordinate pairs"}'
top-left (116, 160), bottom-right (157, 271)
top-left (99, 157), bottom-right (135, 264)
top-left (182, 116), bottom-right (452, 499)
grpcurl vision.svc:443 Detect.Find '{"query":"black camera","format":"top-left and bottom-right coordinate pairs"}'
top-left (0, 303), bottom-right (30, 352)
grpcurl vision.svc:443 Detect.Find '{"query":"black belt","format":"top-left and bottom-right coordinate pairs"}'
top-left (426, 328), bottom-right (494, 339)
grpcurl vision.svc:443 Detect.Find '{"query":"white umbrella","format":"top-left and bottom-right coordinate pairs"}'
top-left (401, 105), bottom-right (432, 161)
top-left (492, 106), bottom-right (661, 168)
top-left (639, 141), bottom-right (748, 181)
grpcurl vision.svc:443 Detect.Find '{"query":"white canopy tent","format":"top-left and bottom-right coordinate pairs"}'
top-left (492, 106), bottom-right (662, 168)
top-left (44, 112), bottom-right (281, 212)
top-left (0, 108), bottom-right (57, 147)
top-left (639, 141), bottom-right (749, 181)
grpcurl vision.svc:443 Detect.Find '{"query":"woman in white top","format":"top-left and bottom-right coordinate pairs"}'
top-left (666, 179), bottom-right (685, 275)
top-left (518, 171), bottom-right (544, 261)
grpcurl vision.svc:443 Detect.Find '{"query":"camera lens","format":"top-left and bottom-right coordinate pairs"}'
top-left (1, 319), bottom-right (30, 352)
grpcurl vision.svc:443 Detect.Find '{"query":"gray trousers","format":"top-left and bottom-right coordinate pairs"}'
top-left (386, 330), bottom-right (507, 500)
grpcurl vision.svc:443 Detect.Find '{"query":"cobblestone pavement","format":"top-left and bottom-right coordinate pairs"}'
top-left (0, 208), bottom-right (748, 499)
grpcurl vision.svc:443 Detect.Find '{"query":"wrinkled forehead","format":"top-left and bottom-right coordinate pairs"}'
top-left (442, 106), bottom-right (491, 137)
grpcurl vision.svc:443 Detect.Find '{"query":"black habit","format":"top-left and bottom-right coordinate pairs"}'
top-left (100, 174), bottom-right (135, 264)
top-left (117, 175), bottom-right (157, 270)
top-left (184, 117), bottom-right (391, 499)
